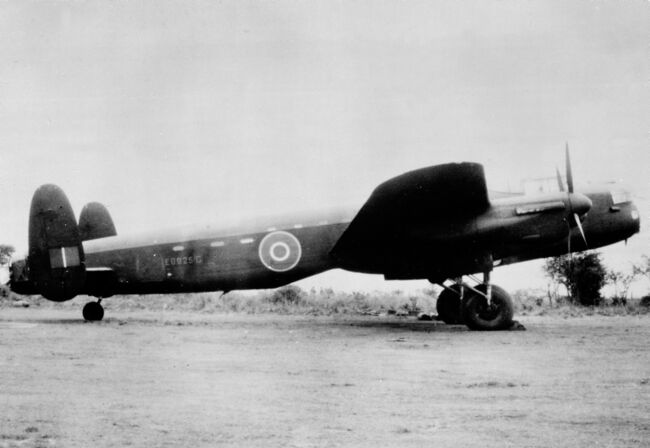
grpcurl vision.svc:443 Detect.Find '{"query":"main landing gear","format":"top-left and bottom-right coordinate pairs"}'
top-left (434, 273), bottom-right (514, 331)
top-left (82, 300), bottom-right (104, 322)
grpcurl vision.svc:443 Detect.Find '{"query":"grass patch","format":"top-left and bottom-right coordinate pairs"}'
top-left (511, 288), bottom-right (650, 317)
top-left (2, 284), bottom-right (649, 317)
top-left (0, 285), bottom-right (438, 316)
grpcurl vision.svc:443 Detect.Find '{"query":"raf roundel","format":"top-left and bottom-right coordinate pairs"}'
top-left (258, 231), bottom-right (302, 272)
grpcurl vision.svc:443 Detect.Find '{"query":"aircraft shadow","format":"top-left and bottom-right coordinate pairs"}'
top-left (31, 318), bottom-right (99, 325)
top-left (0, 317), bottom-right (123, 326)
top-left (1, 312), bottom-right (470, 332)
top-left (332, 318), bottom-right (468, 333)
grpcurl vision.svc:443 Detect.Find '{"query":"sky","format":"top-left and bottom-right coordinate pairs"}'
top-left (1, 0), bottom-right (648, 293)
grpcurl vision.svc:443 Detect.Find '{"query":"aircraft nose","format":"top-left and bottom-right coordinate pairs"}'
top-left (569, 192), bottom-right (592, 216)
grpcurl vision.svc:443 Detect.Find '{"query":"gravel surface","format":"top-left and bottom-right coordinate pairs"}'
top-left (1, 309), bottom-right (649, 447)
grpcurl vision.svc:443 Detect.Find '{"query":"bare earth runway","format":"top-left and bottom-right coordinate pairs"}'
top-left (1, 309), bottom-right (649, 447)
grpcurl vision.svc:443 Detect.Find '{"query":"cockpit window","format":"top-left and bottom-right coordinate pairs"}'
top-left (610, 189), bottom-right (632, 205)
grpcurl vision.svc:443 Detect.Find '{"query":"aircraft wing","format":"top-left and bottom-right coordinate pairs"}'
top-left (331, 162), bottom-right (490, 273)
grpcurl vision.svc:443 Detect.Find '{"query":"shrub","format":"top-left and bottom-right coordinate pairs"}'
top-left (267, 285), bottom-right (305, 305)
top-left (543, 252), bottom-right (607, 306)
top-left (0, 244), bottom-right (14, 266)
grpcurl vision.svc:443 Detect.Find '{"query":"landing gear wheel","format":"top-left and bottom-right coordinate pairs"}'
top-left (461, 284), bottom-right (513, 331)
top-left (82, 301), bottom-right (104, 322)
top-left (436, 284), bottom-right (464, 324)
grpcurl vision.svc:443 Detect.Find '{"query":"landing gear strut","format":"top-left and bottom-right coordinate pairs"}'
top-left (82, 300), bottom-right (104, 322)
top-left (435, 273), bottom-right (514, 331)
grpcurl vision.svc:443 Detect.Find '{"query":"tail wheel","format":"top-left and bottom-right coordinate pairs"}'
top-left (461, 284), bottom-right (513, 331)
top-left (82, 301), bottom-right (104, 322)
top-left (436, 284), bottom-right (464, 324)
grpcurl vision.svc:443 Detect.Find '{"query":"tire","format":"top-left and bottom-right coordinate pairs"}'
top-left (461, 284), bottom-right (513, 331)
top-left (436, 284), bottom-right (464, 324)
top-left (82, 302), bottom-right (104, 322)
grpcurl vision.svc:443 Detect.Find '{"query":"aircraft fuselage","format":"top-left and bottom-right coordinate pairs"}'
top-left (84, 220), bottom-right (348, 295)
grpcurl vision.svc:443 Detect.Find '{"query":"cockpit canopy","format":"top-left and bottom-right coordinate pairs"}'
top-left (610, 188), bottom-right (633, 205)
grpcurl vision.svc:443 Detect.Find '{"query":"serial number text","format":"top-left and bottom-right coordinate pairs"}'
top-left (164, 256), bottom-right (203, 266)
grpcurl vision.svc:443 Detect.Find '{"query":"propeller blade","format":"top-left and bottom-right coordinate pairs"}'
top-left (574, 213), bottom-right (588, 248)
top-left (565, 142), bottom-right (574, 193)
top-left (555, 166), bottom-right (565, 192)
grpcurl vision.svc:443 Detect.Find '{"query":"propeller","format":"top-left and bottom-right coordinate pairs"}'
top-left (563, 143), bottom-right (589, 250)
top-left (565, 143), bottom-right (574, 194)
top-left (555, 166), bottom-right (565, 192)
top-left (573, 211), bottom-right (588, 248)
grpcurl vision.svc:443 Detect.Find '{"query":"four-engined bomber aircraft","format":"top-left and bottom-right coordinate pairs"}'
top-left (7, 150), bottom-right (640, 330)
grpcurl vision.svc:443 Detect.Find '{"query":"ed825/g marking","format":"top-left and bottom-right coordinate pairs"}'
top-left (164, 255), bottom-right (203, 266)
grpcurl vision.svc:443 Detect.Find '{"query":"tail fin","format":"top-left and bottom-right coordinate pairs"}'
top-left (79, 202), bottom-right (116, 241)
top-left (28, 184), bottom-right (86, 301)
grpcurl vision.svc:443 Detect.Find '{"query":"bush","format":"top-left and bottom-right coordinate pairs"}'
top-left (0, 244), bottom-right (14, 266)
top-left (640, 296), bottom-right (650, 308)
top-left (543, 252), bottom-right (607, 306)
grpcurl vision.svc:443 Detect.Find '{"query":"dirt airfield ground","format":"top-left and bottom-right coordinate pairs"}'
top-left (1, 307), bottom-right (649, 448)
